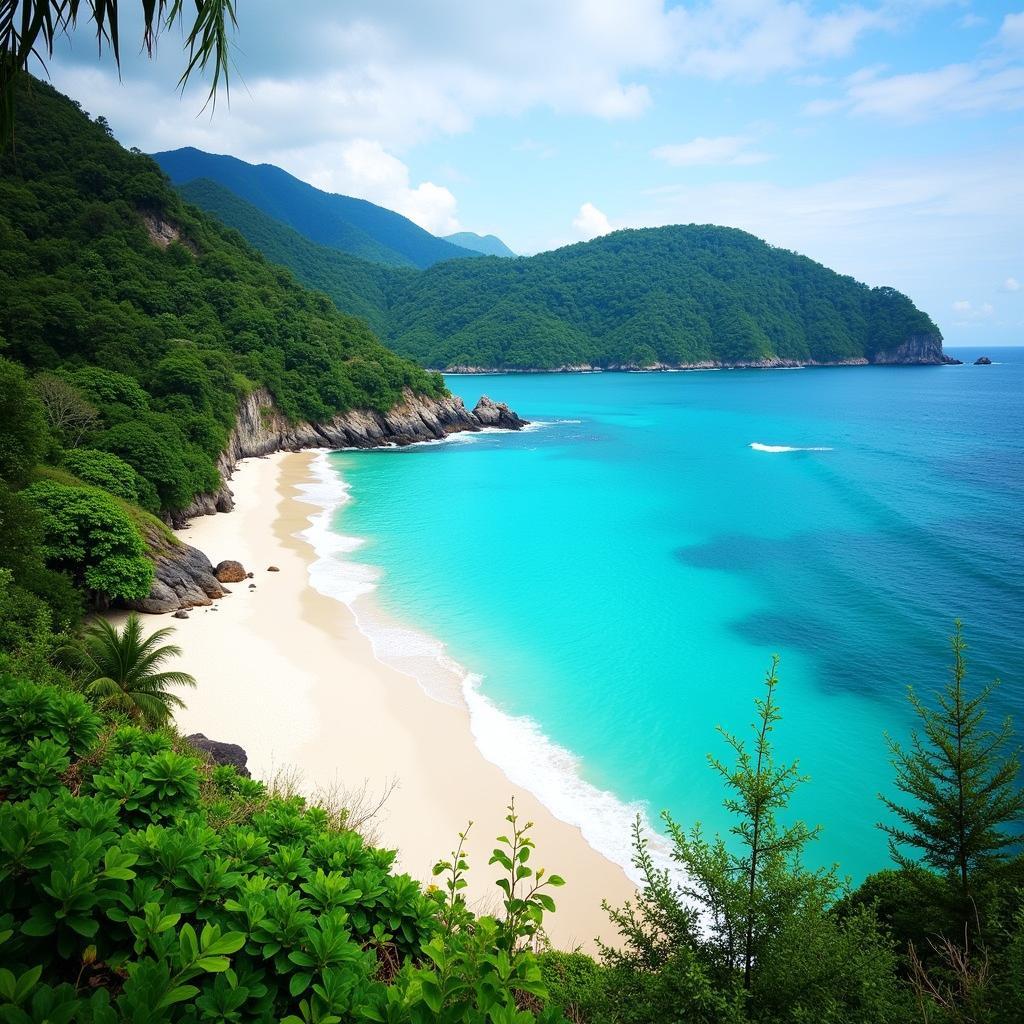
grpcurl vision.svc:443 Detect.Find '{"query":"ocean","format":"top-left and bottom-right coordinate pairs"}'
top-left (305, 348), bottom-right (1024, 884)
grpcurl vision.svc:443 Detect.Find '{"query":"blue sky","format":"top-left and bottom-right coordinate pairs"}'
top-left (45, 1), bottom-right (1024, 345)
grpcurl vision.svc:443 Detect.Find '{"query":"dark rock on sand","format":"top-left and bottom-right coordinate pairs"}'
top-left (186, 733), bottom-right (251, 777)
top-left (215, 559), bottom-right (247, 583)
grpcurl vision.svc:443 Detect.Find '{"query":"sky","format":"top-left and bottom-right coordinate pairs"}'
top-left (42, 1), bottom-right (1024, 346)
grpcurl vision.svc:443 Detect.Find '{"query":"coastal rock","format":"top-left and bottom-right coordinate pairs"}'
top-left (127, 522), bottom-right (226, 614)
top-left (975, 355), bottom-right (992, 365)
top-left (185, 733), bottom-right (250, 777)
top-left (214, 559), bottom-right (247, 583)
top-left (173, 610), bottom-right (189, 619)
top-left (267, 565), bottom-right (280, 572)
top-left (471, 395), bottom-right (528, 429)
top-left (870, 334), bottom-right (951, 365)
top-left (173, 386), bottom-right (529, 525)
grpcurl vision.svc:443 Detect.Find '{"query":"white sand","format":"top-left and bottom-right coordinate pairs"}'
top-left (165, 451), bottom-right (634, 950)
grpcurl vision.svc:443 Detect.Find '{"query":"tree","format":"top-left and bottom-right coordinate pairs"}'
top-left (82, 612), bottom-right (196, 727)
top-left (32, 373), bottom-right (98, 447)
top-left (673, 656), bottom-right (821, 991)
top-left (601, 658), bottom-right (905, 1023)
top-left (62, 448), bottom-right (140, 503)
top-left (880, 622), bottom-right (1024, 926)
top-left (0, 1), bottom-right (237, 146)
top-left (0, 355), bottom-right (48, 485)
top-left (22, 479), bottom-right (153, 601)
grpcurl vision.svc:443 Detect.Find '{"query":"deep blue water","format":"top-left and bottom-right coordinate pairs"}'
top-left (326, 349), bottom-right (1024, 881)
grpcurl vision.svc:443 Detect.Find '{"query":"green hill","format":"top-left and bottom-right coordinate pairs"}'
top-left (169, 167), bottom-right (943, 372)
top-left (381, 226), bottom-right (943, 370)
top-left (153, 146), bottom-right (481, 269)
top-left (176, 177), bottom-right (410, 337)
top-left (444, 230), bottom-right (517, 257)
top-left (0, 79), bottom-right (444, 523)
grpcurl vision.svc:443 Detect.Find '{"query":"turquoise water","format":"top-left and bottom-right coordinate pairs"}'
top-left (325, 349), bottom-right (1024, 882)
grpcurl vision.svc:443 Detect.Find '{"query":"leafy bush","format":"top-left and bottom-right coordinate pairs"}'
top-left (0, 674), bottom-right (568, 1024)
top-left (22, 480), bottom-right (154, 601)
top-left (62, 450), bottom-right (141, 504)
top-left (0, 356), bottom-right (49, 486)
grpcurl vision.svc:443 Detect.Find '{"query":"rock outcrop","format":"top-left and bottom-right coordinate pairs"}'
top-left (128, 522), bottom-right (226, 613)
top-left (975, 355), bottom-right (992, 365)
top-left (175, 387), bottom-right (526, 524)
top-left (870, 334), bottom-right (956, 365)
top-left (185, 733), bottom-right (250, 777)
top-left (134, 388), bottom-right (526, 612)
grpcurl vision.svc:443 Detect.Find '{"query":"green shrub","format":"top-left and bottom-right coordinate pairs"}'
top-left (22, 480), bottom-right (154, 601)
top-left (62, 449), bottom-right (141, 503)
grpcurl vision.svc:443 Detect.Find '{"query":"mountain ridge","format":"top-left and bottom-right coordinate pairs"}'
top-left (168, 153), bottom-right (948, 372)
top-left (152, 146), bottom-right (481, 269)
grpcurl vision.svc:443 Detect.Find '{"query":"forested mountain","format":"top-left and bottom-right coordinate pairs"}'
top-left (153, 146), bottom-right (480, 269)
top-left (444, 230), bottom-right (517, 257)
top-left (381, 227), bottom-right (942, 370)
top-left (177, 177), bottom-right (408, 337)
top-left (0, 79), bottom-right (444, 524)
top-left (174, 165), bottom-right (943, 371)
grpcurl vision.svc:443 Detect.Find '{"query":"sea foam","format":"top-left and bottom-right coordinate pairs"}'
top-left (750, 442), bottom-right (834, 453)
top-left (292, 447), bottom-right (680, 888)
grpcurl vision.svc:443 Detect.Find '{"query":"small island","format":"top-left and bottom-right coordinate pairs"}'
top-left (975, 355), bottom-right (993, 365)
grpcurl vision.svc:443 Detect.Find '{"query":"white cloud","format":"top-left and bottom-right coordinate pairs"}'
top-left (844, 63), bottom-right (1024, 119)
top-left (1004, 276), bottom-right (1021, 291)
top-left (572, 202), bottom-right (613, 240)
top-left (671, 1), bottom-right (888, 81)
top-left (308, 139), bottom-right (461, 234)
top-left (651, 135), bottom-right (771, 167)
top-left (950, 299), bottom-right (995, 322)
top-left (999, 12), bottom-right (1024, 49)
top-left (957, 14), bottom-right (987, 30)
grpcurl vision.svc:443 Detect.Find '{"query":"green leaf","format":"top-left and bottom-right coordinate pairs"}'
top-left (158, 984), bottom-right (199, 1008)
top-left (289, 971), bottom-right (312, 997)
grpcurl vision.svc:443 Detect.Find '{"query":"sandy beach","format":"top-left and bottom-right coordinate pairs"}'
top-left (165, 450), bottom-right (634, 950)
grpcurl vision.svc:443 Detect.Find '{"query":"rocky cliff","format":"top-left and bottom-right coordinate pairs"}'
top-left (130, 388), bottom-right (526, 613)
top-left (870, 334), bottom-right (958, 365)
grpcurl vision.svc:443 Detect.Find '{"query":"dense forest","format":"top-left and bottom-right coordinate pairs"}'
top-left (154, 147), bottom-right (480, 270)
top-left (170, 158), bottom-right (942, 371)
top-left (0, 79), bottom-right (444, 521)
top-left (177, 178), bottom-right (408, 339)
top-left (381, 227), bottom-right (941, 369)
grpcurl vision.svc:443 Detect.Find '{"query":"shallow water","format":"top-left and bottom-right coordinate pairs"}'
top-left (319, 349), bottom-right (1024, 882)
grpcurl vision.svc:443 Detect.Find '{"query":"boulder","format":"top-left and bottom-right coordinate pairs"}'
top-left (215, 559), bottom-right (247, 583)
top-left (185, 733), bottom-right (250, 777)
top-left (267, 565), bottom-right (280, 572)
top-left (172, 610), bottom-right (189, 619)
top-left (472, 395), bottom-right (528, 430)
top-left (974, 355), bottom-right (992, 365)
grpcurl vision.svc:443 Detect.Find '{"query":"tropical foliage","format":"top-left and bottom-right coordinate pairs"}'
top-left (81, 614), bottom-right (197, 728)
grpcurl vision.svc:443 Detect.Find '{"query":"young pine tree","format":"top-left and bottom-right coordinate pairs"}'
top-left (880, 622), bottom-right (1024, 925)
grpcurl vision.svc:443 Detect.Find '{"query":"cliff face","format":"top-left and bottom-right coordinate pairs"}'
top-left (130, 388), bottom-right (526, 613)
top-left (870, 334), bottom-right (954, 365)
top-left (176, 386), bottom-right (525, 523)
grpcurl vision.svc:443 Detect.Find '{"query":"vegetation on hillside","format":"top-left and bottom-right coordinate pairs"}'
top-left (177, 178), bottom-right (408, 338)
top-left (381, 227), bottom-right (940, 370)
top-left (0, 77), bottom-right (444, 530)
top-left (171, 164), bottom-right (941, 371)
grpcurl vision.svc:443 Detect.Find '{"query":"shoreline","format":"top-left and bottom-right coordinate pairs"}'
top-left (166, 450), bottom-right (635, 950)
